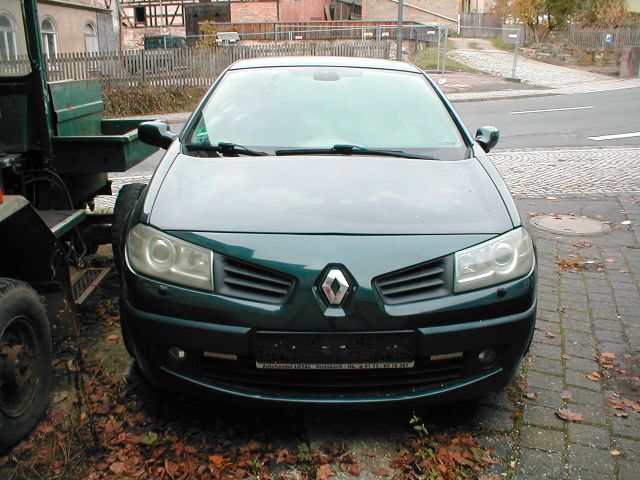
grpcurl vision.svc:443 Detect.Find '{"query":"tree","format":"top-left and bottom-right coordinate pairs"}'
top-left (514, 0), bottom-right (581, 42)
top-left (514, 0), bottom-right (549, 42)
top-left (592, 0), bottom-right (628, 27)
top-left (490, 0), bottom-right (513, 22)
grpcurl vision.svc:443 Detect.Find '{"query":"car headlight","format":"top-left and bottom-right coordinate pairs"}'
top-left (454, 227), bottom-right (534, 293)
top-left (126, 224), bottom-right (214, 291)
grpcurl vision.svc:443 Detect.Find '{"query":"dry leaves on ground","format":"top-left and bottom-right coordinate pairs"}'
top-left (587, 371), bottom-right (603, 382)
top-left (555, 255), bottom-right (584, 272)
top-left (556, 409), bottom-right (584, 422)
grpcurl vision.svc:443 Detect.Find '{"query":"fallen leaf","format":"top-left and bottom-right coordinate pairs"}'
top-left (525, 392), bottom-right (538, 400)
top-left (347, 464), bottom-right (362, 476)
top-left (556, 409), bottom-right (583, 422)
top-left (140, 431), bottom-right (158, 445)
top-left (561, 391), bottom-right (572, 401)
top-left (370, 466), bottom-right (389, 477)
top-left (106, 334), bottom-right (119, 342)
top-left (610, 449), bottom-right (622, 457)
top-left (587, 372), bottom-right (602, 381)
top-left (615, 412), bottom-right (629, 418)
top-left (621, 220), bottom-right (631, 225)
top-left (109, 462), bottom-right (126, 475)
top-left (562, 354), bottom-right (570, 360)
top-left (316, 464), bottom-right (334, 480)
top-left (209, 455), bottom-right (226, 469)
top-left (511, 411), bottom-right (521, 420)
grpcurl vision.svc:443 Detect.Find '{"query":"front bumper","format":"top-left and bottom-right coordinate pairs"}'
top-left (122, 267), bottom-right (536, 404)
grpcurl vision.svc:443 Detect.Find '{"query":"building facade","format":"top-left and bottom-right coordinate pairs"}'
top-left (0, 0), bottom-right (118, 59)
top-left (362, 0), bottom-right (458, 26)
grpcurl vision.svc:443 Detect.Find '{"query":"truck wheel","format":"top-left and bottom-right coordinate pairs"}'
top-left (0, 279), bottom-right (52, 453)
top-left (112, 183), bottom-right (146, 272)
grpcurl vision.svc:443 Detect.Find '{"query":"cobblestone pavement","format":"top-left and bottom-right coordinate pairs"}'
top-left (509, 195), bottom-right (640, 479)
top-left (95, 148), bottom-right (640, 478)
top-left (449, 48), bottom-right (636, 88)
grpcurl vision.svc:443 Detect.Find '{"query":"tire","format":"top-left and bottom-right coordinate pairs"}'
top-left (0, 278), bottom-right (53, 453)
top-left (119, 298), bottom-right (136, 357)
top-left (111, 183), bottom-right (146, 272)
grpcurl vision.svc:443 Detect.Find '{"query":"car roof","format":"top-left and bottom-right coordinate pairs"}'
top-left (228, 56), bottom-right (422, 73)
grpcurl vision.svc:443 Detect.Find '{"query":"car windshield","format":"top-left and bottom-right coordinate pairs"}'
top-left (187, 66), bottom-right (468, 159)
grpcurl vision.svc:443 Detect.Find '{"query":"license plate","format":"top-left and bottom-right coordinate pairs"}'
top-left (254, 331), bottom-right (415, 370)
top-left (256, 361), bottom-right (414, 370)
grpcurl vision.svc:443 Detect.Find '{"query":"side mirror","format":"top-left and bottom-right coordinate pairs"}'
top-left (138, 121), bottom-right (178, 149)
top-left (475, 126), bottom-right (500, 153)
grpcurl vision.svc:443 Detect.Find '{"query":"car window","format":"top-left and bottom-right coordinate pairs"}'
top-left (188, 67), bottom-right (467, 158)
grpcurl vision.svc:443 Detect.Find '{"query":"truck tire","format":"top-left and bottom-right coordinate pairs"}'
top-left (0, 278), bottom-right (53, 453)
top-left (112, 183), bottom-right (146, 272)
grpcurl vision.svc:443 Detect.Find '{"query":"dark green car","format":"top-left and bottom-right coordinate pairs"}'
top-left (116, 57), bottom-right (536, 404)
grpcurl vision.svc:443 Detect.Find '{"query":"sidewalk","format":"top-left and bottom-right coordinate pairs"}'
top-left (446, 43), bottom-right (640, 101)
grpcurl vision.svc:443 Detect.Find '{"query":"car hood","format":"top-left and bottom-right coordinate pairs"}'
top-left (149, 154), bottom-right (513, 235)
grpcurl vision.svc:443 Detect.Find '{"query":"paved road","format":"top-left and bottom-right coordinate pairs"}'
top-left (455, 88), bottom-right (640, 149)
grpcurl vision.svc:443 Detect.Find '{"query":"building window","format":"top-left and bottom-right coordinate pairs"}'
top-left (134, 7), bottom-right (146, 24)
top-left (0, 12), bottom-right (18, 61)
top-left (84, 22), bottom-right (98, 52)
top-left (41, 17), bottom-right (57, 57)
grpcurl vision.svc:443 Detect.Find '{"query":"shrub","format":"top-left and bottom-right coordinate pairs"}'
top-left (102, 84), bottom-right (208, 117)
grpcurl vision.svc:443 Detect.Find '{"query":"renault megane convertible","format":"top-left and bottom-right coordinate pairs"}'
top-left (113, 56), bottom-right (537, 404)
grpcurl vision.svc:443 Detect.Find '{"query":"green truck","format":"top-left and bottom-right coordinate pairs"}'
top-left (0, 0), bottom-right (158, 451)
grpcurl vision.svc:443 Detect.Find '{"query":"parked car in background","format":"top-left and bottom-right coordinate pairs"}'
top-left (113, 56), bottom-right (537, 405)
top-left (216, 32), bottom-right (241, 46)
top-left (144, 35), bottom-right (187, 50)
top-left (124, 35), bottom-right (188, 75)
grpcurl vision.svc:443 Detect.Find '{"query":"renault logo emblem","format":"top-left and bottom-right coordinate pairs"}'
top-left (321, 269), bottom-right (350, 305)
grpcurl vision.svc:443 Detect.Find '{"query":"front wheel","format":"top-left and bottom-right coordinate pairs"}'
top-left (0, 279), bottom-right (53, 453)
top-left (112, 183), bottom-right (146, 272)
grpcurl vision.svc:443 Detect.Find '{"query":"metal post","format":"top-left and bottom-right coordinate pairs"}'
top-left (511, 31), bottom-right (518, 79)
top-left (436, 28), bottom-right (441, 72)
top-left (442, 26), bottom-right (448, 75)
top-left (396, 0), bottom-right (404, 60)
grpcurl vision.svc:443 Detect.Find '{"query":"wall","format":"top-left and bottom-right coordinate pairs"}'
top-left (279, 0), bottom-right (331, 21)
top-left (231, 2), bottom-right (278, 22)
top-left (38, 3), bottom-right (98, 53)
top-left (1, 0), bottom-right (27, 56)
top-left (362, 0), bottom-right (458, 25)
top-left (1, 0), bottom-right (115, 55)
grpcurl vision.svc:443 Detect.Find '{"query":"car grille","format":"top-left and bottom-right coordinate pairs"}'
top-left (374, 256), bottom-right (453, 305)
top-left (214, 255), bottom-right (295, 304)
top-left (199, 356), bottom-right (467, 398)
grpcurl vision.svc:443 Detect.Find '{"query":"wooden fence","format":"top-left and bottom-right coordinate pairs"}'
top-left (523, 26), bottom-right (640, 50)
top-left (188, 20), bottom-right (427, 39)
top-left (0, 42), bottom-right (392, 88)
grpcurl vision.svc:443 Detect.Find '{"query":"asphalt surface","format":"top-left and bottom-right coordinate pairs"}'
top-left (454, 87), bottom-right (640, 149)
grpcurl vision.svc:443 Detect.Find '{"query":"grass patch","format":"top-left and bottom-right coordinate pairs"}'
top-left (490, 35), bottom-right (514, 51)
top-left (102, 84), bottom-right (208, 117)
top-left (410, 47), bottom-right (483, 73)
top-left (468, 41), bottom-right (480, 50)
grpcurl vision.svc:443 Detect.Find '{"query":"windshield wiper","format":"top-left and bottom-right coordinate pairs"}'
top-left (275, 144), bottom-right (437, 160)
top-left (185, 142), bottom-right (268, 157)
